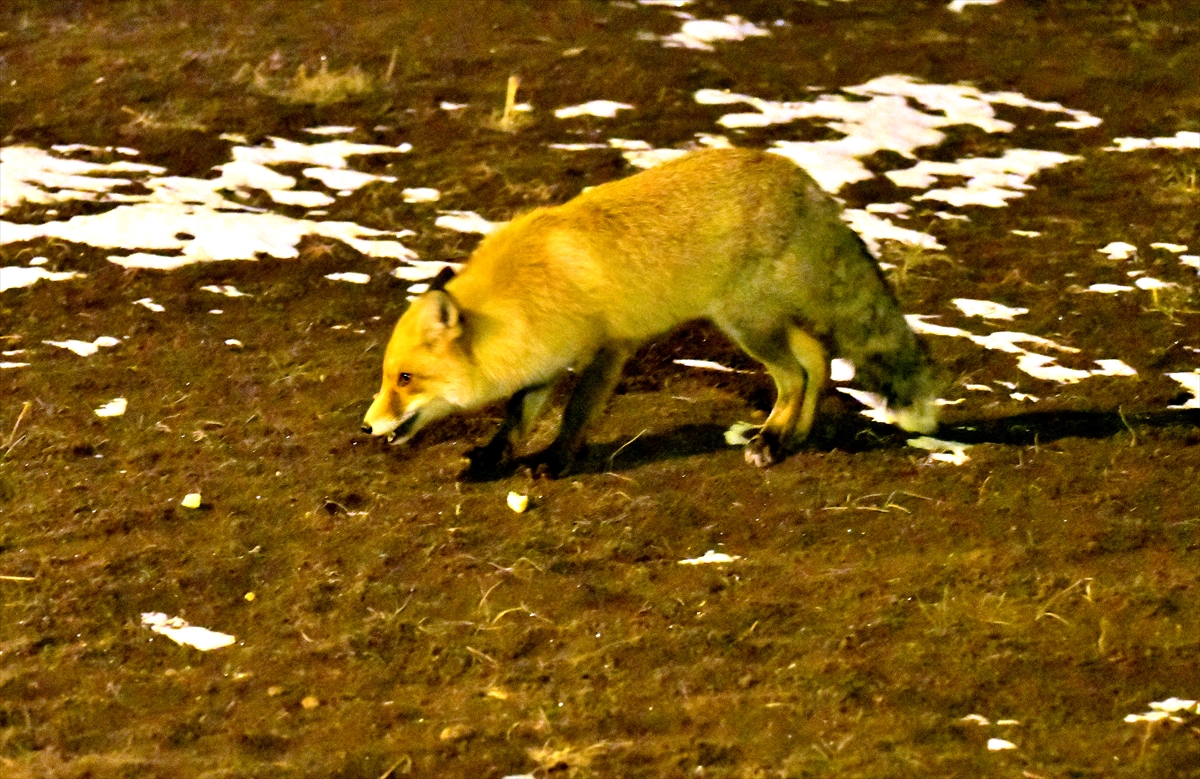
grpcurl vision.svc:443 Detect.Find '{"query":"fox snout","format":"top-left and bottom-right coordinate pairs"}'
top-left (361, 412), bottom-right (414, 444)
top-left (362, 391), bottom-right (405, 440)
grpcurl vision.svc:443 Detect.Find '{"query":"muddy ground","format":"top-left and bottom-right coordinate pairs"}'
top-left (2, 1), bottom-right (1200, 777)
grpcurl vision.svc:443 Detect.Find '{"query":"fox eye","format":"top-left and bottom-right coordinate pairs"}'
top-left (398, 372), bottom-right (412, 386)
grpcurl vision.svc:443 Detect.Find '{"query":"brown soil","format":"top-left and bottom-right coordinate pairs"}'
top-left (2, 1), bottom-right (1199, 777)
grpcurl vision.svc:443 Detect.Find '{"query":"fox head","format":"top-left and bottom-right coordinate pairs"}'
top-left (362, 277), bottom-right (475, 445)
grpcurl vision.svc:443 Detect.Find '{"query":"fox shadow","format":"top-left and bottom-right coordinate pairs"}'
top-left (561, 407), bottom-right (1200, 476)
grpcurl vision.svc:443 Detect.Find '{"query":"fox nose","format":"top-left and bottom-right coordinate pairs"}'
top-left (361, 423), bottom-right (373, 434)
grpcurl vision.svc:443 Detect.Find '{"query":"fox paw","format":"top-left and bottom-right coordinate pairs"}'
top-left (744, 434), bottom-right (782, 468)
top-left (461, 444), bottom-right (513, 482)
top-left (530, 447), bottom-right (576, 479)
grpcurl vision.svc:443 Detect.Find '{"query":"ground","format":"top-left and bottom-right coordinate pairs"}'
top-left (2, 1), bottom-right (1200, 777)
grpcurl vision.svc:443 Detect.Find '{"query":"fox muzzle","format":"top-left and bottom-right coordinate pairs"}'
top-left (362, 409), bottom-right (421, 445)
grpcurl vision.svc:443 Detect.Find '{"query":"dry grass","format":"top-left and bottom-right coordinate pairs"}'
top-left (880, 243), bottom-right (955, 287)
top-left (486, 75), bottom-right (533, 133)
top-left (1163, 162), bottom-right (1199, 195)
top-left (237, 58), bottom-right (376, 105)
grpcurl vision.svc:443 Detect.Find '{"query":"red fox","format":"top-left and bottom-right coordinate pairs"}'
top-left (363, 148), bottom-right (938, 476)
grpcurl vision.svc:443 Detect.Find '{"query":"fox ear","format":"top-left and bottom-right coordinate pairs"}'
top-left (428, 265), bottom-right (456, 292)
top-left (420, 290), bottom-right (461, 342)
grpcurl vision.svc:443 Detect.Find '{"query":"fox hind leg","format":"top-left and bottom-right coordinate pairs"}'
top-left (722, 322), bottom-right (828, 468)
top-left (784, 325), bottom-right (829, 445)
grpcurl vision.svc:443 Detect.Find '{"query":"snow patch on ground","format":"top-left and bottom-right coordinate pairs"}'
top-left (1105, 131), bottom-right (1200, 152)
top-left (554, 101), bottom-right (635, 119)
top-left (952, 298), bottom-right (1028, 320)
top-left (949, 0), bottom-right (1003, 12)
top-left (44, 336), bottom-right (121, 357)
top-left (435, 211), bottom-right (504, 235)
top-left (659, 15), bottom-right (770, 51)
top-left (1, 265), bottom-right (86, 292)
top-left (907, 315), bottom-right (1136, 385)
top-left (141, 612), bottom-right (235, 651)
top-left (1, 140), bottom-right (418, 271)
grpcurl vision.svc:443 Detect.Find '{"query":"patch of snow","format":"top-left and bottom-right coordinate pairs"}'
top-left (1016, 353), bottom-right (1093, 383)
top-left (1167, 371), bottom-right (1200, 409)
top-left (268, 189), bottom-right (336, 208)
top-left (402, 187), bottom-right (440, 203)
top-left (304, 126), bottom-right (357, 135)
top-left (836, 387), bottom-right (901, 426)
top-left (1134, 276), bottom-right (1176, 291)
top-left (697, 75), bottom-right (1096, 196)
top-left (952, 298), bottom-right (1028, 320)
top-left (200, 284), bottom-right (249, 297)
top-left (303, 166), bottom-right (396, 191)
top-left (94, 397), bottom-right (127, 417)
top-left (1098, 241), bottom-right (1137, 260)
top-left (1, 265), bottom-right (86, 292)
top-left (2, 140), bottom-right (419, 269)
top-left (679, 550), bottom-right (742, 565)
top-left (134, 298), bottom-right (165, 312)
top-left (548, 142), bottom-right (610, 152)
top-left (435, 210), bottom-right (503, 235)
top-left (842, 209), bottom-right (944, 254)
top-left (892, 149), bottom-right (1081, 208)
top-left (141, 612), bottom-right (235, 651)
top-left (661, 15), bottom-right (770, 51)
top-left (907, 315), bottom-right (1131, 385)
top-left (949, 0), bottom-right (1002, 12)
top-left (389, 259), bottom-right (461, 282)
top-left (0, 145), bottom-right (164, 213)
top-left (44, 336), bottom-right (120, 357)
top-left (675, 358), bottom-right (734, 372)
top-left (830, 358), bottom-right (855, 382)
top-left (1091, 359), bottom-right (1137, 377)
top-left (554, 101), bottom-right (635, 119)
top-left (907, 436), bottom-right (972, 465)
top-left (325, 272), bottom-right (371, 284)
top-left (865, 202), bottom-right (911, 217)
top-left (1105, 131), bottom-right (1200, 152)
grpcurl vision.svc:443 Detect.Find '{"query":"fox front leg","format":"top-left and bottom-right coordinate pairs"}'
top-left (535, 343), bottom-right (633, 478)
top-left (462, 381), bottom-right (555, 481)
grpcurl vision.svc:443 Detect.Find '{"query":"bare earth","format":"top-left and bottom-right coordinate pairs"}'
top-left (2, 1), bottom-right (1199, 777)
